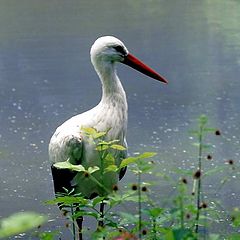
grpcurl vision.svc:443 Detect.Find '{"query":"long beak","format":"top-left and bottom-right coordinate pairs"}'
top-left (122, 53), bottom-right (168, 84)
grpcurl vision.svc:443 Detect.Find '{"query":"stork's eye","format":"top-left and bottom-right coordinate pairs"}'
top-left (113, 45), bottom-right (126, 56)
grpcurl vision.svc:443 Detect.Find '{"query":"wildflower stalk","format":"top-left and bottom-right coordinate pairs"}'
top-left (152, 217), bottom-right (157, 240)
top-left (70, 205), bottom-right (76, 240)
top-left (138, 171), bottom-right (142, 239)
top-left (195, 120), bottom-right (204, 234)
top-left (179, 189), bottom-right (184, 229)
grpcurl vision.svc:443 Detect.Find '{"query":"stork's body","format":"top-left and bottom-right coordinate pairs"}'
top-left (49, 35), bottom-right (167, 200)
top-left (49, 65), bottom-right (128, 197)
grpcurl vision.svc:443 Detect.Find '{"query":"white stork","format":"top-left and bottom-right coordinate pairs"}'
top-left (49, 36), bottom-right (168, 236)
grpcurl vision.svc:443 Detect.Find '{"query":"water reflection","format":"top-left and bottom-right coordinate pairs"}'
top-left (0, 0), bottom-right (240, 238)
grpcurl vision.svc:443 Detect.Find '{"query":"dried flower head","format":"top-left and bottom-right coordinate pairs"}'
top-left (84, 171), bottom-right (90, 178)
top-left (181, 177), bottom-right (188, 184)
top-left (193, 169), bottom-right (201, 179)
top-left (62, 210), bottom-right (68, 216)
top-left (186, 213), bottom-right (191, 219)
top-left (200, 202), bottom-right (208, 209)
top-left (112, 184), bottom-right (119, 191)
top-left (207, 154), bottom-right (212, 160)
top-left (215, 130), bottom-right (221, 136)
top-left (131, 184), bottom-right (138, 191)
top-left (65, 223), bottom-right (70, 228)
top-left (142, 229), bottom-right (147, 235)
top-left (141, 186), bottom-right (147, 192)
top-left (227, 159), bottom-right (234, 165)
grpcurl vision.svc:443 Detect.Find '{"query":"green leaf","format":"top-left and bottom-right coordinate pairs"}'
top-left (104, 164), bottom-right (118, 174)
top-left (231, 208), bottom-right (240, 227)
top-left (138, 152), bottom-right (157, 159)
top-left (228, 233), bottom-right (240, 240)
top-left (119, 212), bottom-right (138, 225)
top-left (192, 142), bottom-right (200, 147)
top-left (73, 210), bottom-right (98, 219)
top-left (105, 153), bottom-right (115, 165)
top-left (146, 207), bottom-right (163, 218)
top-left (93, 131), bottom-right (107, 139)
top-left (189, 130), bottom-right (200, 136)
top-left (203, 128), bottom-right (217, 133)
top-left (110, 144), bottom-right (126, 151)
top-left (53, 161), bottom-right (86, 172)
top-left (92, 196), bottom-right (106, 207)
top-left (97, 140), bottom-right (110, 145)
top-left (45, 196), bottom-right (88, 205)
top-left (165, 228), bottom-right (196, 240)
top-left (204, 166), bottom-right (225, 177)
top-left (125, 194), bottom-right (148, 202)
top-left (199, 114), bottom-right (208, 125)
top-left (37, 231), bottom-right (59, 240)
top-left (81, 127), bottom-right (97, 135)
top-left (120, 156), bottom-right (139, 168)
top-left (95, 145), bottom-right (109, 151)
top-left (120, 152), bottom-right (157, 168)
top-left (87, 166), bottom-right (100, 174)
top-left (208, 234), bottom-right (220, 240)
top-left (0, 212), bottom-right (47, 238)
top-left (202, 144), bottom-right (212, 149)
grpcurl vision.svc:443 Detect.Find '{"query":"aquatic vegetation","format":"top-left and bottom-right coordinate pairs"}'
top-left (1, 115), bottom-right (239, 239)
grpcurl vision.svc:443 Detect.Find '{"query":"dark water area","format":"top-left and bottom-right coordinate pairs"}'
top-left (0, 0), bottom-right (240, 238)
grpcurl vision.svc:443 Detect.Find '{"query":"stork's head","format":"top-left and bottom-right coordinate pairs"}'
top-left (90, 36), bottom-right (168, 84)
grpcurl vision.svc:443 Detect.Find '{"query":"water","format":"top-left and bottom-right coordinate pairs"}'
top-left (0, 0), bottom-right (240, 238)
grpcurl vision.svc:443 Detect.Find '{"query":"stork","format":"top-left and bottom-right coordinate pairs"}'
top-left (49, 36), bottom-right (168, 238)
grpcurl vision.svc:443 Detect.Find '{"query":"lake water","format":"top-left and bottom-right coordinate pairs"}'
top-left (0, 0), bottom-right (240, 238)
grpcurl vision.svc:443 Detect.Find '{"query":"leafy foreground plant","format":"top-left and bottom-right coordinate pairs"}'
top-left (45, 118), bottom-right (240, 240)
top-left (47, 127), bottom-right (159, 239)
top-left (0, 212), bottom-right (46, 239)
top-left (4, 115), bottom-right (240, 239)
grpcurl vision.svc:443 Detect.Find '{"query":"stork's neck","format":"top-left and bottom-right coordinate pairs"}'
top-left (94, 60), bottom-right (127, 106)
top-left (92, 59), bottom-right (128, 141)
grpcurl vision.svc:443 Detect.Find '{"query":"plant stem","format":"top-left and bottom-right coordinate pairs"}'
top-left (179, 193), bottom-right (184, 229)
top-left (70, 205), bottom-right (76, 240)
top-left (138, 171), bottom-right (142, 239)
top-left (152, 217), bottom-right (157, 240)
top-left (89, 175), bottom-right (110, 195)
top-left (195, 124), bottom-right (203, 234)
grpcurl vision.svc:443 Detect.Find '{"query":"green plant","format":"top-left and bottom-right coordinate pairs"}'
top-left (0, 212), bottom-right (46, 239)
top-left (42, 116), bottom-right (240, 239)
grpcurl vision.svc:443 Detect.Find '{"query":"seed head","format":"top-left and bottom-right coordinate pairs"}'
top-left (215, 130), bottom-right (221, 136)
top-left (62, 210), bottom-right (68, 216)
top-left (142, 229), bottom-right (147, 235)
top-left (200, 202), bottom-right (208, 209)
top-left (131, 184), bottom-right (138, 191)
top-left (193, 169), bottom-right (201, 179)
top-left (65, 223), bottom-right (70, 228)
top-left (112, 184), bottom-right (119, 191)
top-left (84, 171), bottom-right (90, 178)
top-left (207, 154), bottom-right (212, 160)
top-left (181, 177), bottom-right (188, 184)
top-left (186, 213), bottom-right (191, 219)
top-left (141, 186), bottom-right (147, 192)
top-left (227, 159), bottom-right (234, 165)
top-left (231, 215), bottom-right (236, 222)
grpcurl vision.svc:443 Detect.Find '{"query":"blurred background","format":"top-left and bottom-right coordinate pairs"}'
top-left (0, 0), bottom-right (239, 238)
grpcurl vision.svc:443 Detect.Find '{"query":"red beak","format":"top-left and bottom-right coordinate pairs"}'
top-left (122, 53), bottom-right (168, 84)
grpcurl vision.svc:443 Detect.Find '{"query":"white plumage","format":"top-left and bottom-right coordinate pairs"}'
top-left (49, 36), bottom-right (167, 198)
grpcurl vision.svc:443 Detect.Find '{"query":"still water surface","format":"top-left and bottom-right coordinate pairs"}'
top-left (0, 0), bottom-right (240, 238)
